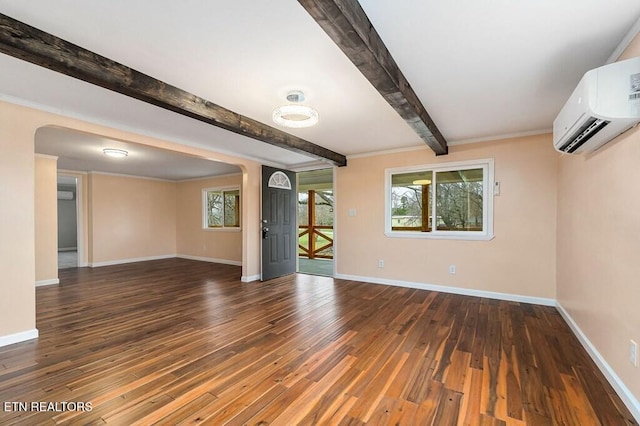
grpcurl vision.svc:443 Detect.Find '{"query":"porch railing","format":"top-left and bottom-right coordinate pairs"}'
top-left (298, 225), bottom-right (333, 259)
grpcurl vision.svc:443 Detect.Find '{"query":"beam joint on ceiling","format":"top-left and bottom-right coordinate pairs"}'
top-left (298, 0), bottom-right (448, 155)
top-left (0, 13), bottom-right (347, 167)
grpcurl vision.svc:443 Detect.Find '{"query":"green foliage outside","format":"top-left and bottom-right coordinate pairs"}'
top-left (298, 229), bottom-right (334, 256)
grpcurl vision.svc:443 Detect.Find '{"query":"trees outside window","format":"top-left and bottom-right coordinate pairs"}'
top-left (386, 159), bottom-right (494, 240)
top-left (203, 187), bottom-right (240, 229)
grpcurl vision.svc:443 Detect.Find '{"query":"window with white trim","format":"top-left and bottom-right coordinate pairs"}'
top-left (385, 159), bottom-right (494, 240)
top-left (203, 186), bottom-right (241, 229)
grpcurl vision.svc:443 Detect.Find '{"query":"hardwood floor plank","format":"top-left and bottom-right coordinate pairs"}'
top-left (385, 349), bottom-right (423, 399)
top-left (399, 306), bottom-right (435, 354)
top-left (289, 366), bottom-right (361, 425)
top-left (478, 412), bottom-right (507, 425)
top-left (443, 349), bottom-right (470, 393)
top-left (432, 387), bottom-right (462, 425)
top-left (253, 378), bottom-right (319, 423)
top-left (366, 396), bottom-right (399, 425)
top-left (102, 393), bottom-right (174, 424)
top-left (458, 299), bottom-right (480, 353)
top-left (217, 384), bottom-right (287, 426)
top-left (348, 350), bottom-right (408, 423)
top-left (405, 356), bottom-right (438, 403)
top-left (573, 364), bottom-right (637, 425)
top-left (270, 355), bottom-right (356, 425)
top-left (54, 374), bottom-right (180, 424)
top-left (0, 259), bottom-right (635, 425)
top-left (471, 306), bottom-right (489, 370)
top-left (391, 400), bottom-right (420, 425)
top-left (461, 367), bottom-right (483, 425)
top-left (505, 349), bottom-right (524, 421)
top-left (525, 316), bottom-right (565, 390)
top-left (519, 364), bottom-right (553, 422)
top-left (141, 391), bottom-right (217, 425)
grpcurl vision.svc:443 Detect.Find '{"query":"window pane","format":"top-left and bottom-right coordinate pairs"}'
top-left (435, 168), bottom-right (483, 231)
top-left (391, 171), bottom-right (432, 232)
top-left (223, 190), bottom-right (240, 227)
top-left (207, 191), bottom-right (223, 227)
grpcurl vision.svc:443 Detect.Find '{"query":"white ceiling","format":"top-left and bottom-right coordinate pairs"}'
top-left (2, 0), bottom-right (640, 179)
top-left (36, 127), bottom-right (241, 181)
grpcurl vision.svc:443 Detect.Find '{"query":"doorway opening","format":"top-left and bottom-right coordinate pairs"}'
top-left (297, 168), bottom-right (334, 277)
top-left (37, 126), bottom-right (244, 276)
top-left (57, 175), bottom-right (79, 269)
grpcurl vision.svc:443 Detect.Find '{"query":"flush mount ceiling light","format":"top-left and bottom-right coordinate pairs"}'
top-left (103, 148), bottom-right (128, 158)
top-left (412, 179), bottom-right (432, 185)
top-left (272, 90), bottom-right (318, 128)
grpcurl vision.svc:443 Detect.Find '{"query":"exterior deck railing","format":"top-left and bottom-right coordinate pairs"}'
top-left (298, 225), bottom-right (333, 259)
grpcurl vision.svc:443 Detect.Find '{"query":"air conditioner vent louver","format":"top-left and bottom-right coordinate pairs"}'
top-left (558, 117), bottom-right (610, 153)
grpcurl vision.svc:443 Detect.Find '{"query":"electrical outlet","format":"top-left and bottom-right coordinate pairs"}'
top-left (378, 260), bottom-right (384, 268)
top-left (449, 264), bottom-right (456, 274)
top-left (631, 340), bottom-right (638, 367)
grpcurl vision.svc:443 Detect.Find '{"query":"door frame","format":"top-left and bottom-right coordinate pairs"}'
top-left (294, 166), bottom-right (337, 277)
top-left (57, 172), bottom-right (87, 268)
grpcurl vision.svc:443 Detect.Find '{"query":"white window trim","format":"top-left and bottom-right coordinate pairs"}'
top-left (202, 185), bottom-right (242, 231)
top-left (268, 171), bottom-right (292, 190)
top-left (384, 158), bottom-right (494, 241)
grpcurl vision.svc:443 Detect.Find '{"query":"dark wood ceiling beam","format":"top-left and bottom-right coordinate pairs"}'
top-left (298, 0), bottom-right (448, 155)
top-left (0, 13), bottom-right (347, 166)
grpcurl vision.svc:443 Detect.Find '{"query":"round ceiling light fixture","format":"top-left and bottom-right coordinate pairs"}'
top-left (103, 148), bottom-right (128, 158)
top-left (272, 90), bottom-right (318, 128)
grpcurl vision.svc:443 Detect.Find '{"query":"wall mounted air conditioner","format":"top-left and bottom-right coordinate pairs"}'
top-left (553, 56), bottom-right (640, 154)
top-left (57, 190), bottom-right (74, 200)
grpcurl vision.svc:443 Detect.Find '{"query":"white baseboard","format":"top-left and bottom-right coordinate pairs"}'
top-left (556, 302), bottom-right (640, 423)
top-left (241, 274), bottom-right (260, 283)
top-left (36, 278), bottom-right (60, 287)
top-left (0, 329), bottom-right (38, 348)
top-left (89, 254), bottom-right (176, 267)
top-left (333, 273), bottom-right (556, 306)
top-left (177, 254), bottom-right (242, 266)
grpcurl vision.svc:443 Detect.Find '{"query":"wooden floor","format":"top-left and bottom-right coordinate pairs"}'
top-left (0, 259), bottom-right (635, 425)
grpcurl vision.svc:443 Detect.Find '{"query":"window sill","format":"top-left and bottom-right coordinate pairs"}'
top-left (384, 231), bottom-right (494, 241)
top-left (203, 227), bottom-right (242, 232)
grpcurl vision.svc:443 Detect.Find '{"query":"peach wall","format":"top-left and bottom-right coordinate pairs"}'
top-left (0, 103), bottom-right (37, 338)
top-left (89, 173), bottom-right (177, 264)
top-left (34, 155), bottom-right (59, 283)
top-left (556, 35), bottom-right (640, 404)
top-left (176, 174), bottom-right (243, 264)
top-left (0, 100), bottom-right (262, 344)
top-left (337, 134), bottom-right (559, 299)
top-left (36, 168), bottom-right (244, 268)
top-left (242, 162), bottom-right (262, 280)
